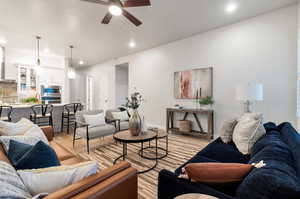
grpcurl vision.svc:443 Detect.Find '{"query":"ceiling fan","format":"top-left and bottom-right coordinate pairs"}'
top-left (81, 0), bottom-right (151, 26)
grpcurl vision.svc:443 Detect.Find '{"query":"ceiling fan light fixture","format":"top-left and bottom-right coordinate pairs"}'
top-left (226, 3), bottom-right (238, 13)
top-left (109, 5), bottom-right (123, 16)
top-left (129, 41), bottom-right (136, 48)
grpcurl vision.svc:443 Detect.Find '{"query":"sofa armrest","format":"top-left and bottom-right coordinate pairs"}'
top-left (158, 169), bottom-right (236, 199)
top-left (44, 161), bottom-right (138, 199)
top-left (41, 126), bottom-right (54, 142)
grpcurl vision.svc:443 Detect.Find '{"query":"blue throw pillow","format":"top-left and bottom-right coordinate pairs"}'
top-left (8, 140), bottom-right (33, 166)
top-left (236, 131), bottom-right (300, 199)
top-left (8, 140), bottom-right (60, 170)
top-left (278, 122), bottom-right (300, 178)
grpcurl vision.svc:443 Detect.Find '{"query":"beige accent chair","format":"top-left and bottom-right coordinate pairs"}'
top-left (74, 110), bottom-right (116, 153)
top-left (105, 108), bottom-right (130, 132)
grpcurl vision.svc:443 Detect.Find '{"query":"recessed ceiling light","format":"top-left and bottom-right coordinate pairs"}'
top-left (129, 41), bottom-right (136, 48)
top-left (43, 48), bottom-right (50, 53)
top-left (79, 60), bottom-right (84, 65)
top-left (226, 3), bottom-right (238, 13)
top-left (109, 5), bottom-right (123, 16)
top-left (0, 39), bottom-right (7, 45)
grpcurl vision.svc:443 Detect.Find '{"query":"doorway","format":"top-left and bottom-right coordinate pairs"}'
top-left (115, 63), bottom-right (129, 107)
top-left (86, 76), bottom-right (93, 110)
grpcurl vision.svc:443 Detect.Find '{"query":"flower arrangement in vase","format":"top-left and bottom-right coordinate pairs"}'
top-left (124, 92), bottom-right (143, 136)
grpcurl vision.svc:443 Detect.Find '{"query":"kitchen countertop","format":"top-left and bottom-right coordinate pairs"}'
top-left (2, 103), bottom-right (68, 108)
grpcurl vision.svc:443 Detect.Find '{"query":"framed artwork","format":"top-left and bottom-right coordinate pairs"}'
top-left (174, 67), bottom-right (213, 99)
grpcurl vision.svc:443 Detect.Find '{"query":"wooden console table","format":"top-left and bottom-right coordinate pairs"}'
top-left (166, 108), bottom-right (214, 139)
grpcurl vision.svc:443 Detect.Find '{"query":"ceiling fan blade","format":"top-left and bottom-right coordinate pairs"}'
top-left (102, 12), bottom-right (113, 24)
top-left (122, 0), bottom-right (151, 7)
top-left (122, 9), bottom-right (142, 26)
top-left (81, 0), bottom-right (110, 6)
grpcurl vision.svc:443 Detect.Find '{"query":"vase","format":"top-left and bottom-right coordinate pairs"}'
top-left (129, 109), bottom-right (142, 136)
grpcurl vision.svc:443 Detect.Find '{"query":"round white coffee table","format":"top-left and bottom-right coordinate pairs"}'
top-left (175, 194), bottom-right (218, 199)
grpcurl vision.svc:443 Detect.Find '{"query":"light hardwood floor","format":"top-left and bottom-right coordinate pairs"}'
top-left (54, 131), bottom-right (209, 199)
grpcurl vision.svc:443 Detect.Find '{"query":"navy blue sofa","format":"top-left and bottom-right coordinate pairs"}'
top-left (158, 122), bottom-right (300, 199)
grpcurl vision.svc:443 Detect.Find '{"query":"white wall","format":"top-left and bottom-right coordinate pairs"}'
top-left (115, 64), bottom-right (129, 107)
top-left (75, 5), bottom-right (298, 137)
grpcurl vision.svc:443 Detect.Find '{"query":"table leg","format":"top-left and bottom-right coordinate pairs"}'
top-left (166, 135), bottom-right (169, 153)
top-left (141, 142), bottom-right (144, 157)
top-left (123, 143), bottom-right (127, 161)
top-left (156, 137), bottom-right (158, 159)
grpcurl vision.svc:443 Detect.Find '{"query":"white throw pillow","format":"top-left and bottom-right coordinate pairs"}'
top-left (238, 112), bottom-right (263, 122)
top-left (232, 113), bottom-right (266, 155)
top-left (219, 119), bottom-right (238, 144)
top-left (24, 125), bottom-right (49, 145)
top-left (0, 118), bottom-right (34, 136)
top-left (0, 161), bottom-right (32, 199)
top-left (0, 125), bottom-right (49, 152)
top-left (112, 111), bottom-right (129, 121)
top-left (18, 161), bottom-right (98, 196)
top-left (83, 113), bottom-right (105, 128)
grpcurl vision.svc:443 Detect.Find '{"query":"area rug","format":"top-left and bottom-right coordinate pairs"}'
top-left (55, 133), bottom-right (209, 199)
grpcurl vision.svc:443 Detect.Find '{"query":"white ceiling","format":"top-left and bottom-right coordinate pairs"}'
top-left (0, 0), bottom-right (298, 67)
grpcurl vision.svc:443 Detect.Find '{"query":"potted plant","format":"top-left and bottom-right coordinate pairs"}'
top-left (124, 92), bottom-right (143, 136)
top-left (199, 96), bottom-right (214, 109)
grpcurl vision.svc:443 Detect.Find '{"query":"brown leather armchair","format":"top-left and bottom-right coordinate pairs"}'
top-left (0, 126), bottom-right (138, 199)
top-left (44, 161), bottom-right (138, 199)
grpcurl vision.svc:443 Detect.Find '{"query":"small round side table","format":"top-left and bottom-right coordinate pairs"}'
top-left (175, 194), bottom-right (218, 199)
top-left (113, 130), bottom-right (158, 174)
top-left (139, 129), bottom-right (168, 160)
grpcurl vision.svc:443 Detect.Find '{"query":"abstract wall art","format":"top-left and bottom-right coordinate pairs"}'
top-left (174, 67), bottom-right (213, 99)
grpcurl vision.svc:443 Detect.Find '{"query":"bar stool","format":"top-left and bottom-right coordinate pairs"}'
top-left (61, 103), bottom-right (82, 134)
top-left (30, 104), bottom-right (53, 126)
top-left (0, 106), bottom-right (13, 122)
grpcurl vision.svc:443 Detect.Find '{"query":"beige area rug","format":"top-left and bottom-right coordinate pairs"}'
top-left (54, 132), bottom-right (209, 199)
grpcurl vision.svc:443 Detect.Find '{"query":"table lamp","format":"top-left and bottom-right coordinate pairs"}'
top-left (236, 83), bottom-right (263, 113)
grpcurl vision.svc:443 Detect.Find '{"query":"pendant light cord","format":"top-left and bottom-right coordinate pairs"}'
top-left (70, 45), bottom-right (74, 68)
top-left (36, 36), bottom-right (41, 66)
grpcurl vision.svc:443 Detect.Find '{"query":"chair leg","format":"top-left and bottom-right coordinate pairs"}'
top-left (61, 116), bottom-right (64, 132)
top-left (73, 131), bottom-right (76, 148)
top-left (67, 117), bottom-right (70, 134)
top-left (87, 138), bottom-right (90, 154)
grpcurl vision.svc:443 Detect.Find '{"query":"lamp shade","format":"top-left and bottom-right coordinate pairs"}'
top-left (236, 83), bottom-right (263, 101)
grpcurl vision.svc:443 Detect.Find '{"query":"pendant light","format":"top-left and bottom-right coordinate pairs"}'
top-left (36, 36), bottom-right (41, 66)
top-left (68, 45), bottom-right (76, 79)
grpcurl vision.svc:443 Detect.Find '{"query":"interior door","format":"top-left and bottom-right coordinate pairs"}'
top-left (86, 76), bottom-right (93, 110)
top-left (99, 76), bottom-right (109, 111)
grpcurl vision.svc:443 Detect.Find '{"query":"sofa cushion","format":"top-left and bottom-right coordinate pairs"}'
top-left (175, 156), bottom-right (217, 176)
top-left (0, 161), bottom-right (32, 199)
top-left (77, 125), bottom-right (115, 139)
top-left (232, 113), bottom-right (266, 155)
top-left (61, 156), bottom-right (85, 165)
top-left (0, 118), bottom-right (34, 136)
top-left (120, 121), bottom-right (129, 130)
top-left (50, 141), bottom-right (75, 161)
top-left (83, 113), bottom-right (106, 128)
top-left (18, 161), bottom-right (98, 195)
top-left (9, 140), bottom-right (60, 170)
top-left (112, 111), bottom-right (129, 121)
top-left (278, 122), bottom-right (300, 178)
top-left (7, 140), bottom-right (32, 166)
top-left (197, 138), bottom-right (250, 164)
top-left (236, 130), bottom-right (300, 199)
top-left (0, 144), bottom-right (10, 164)
top-left (183, 163), bottom-right (252, 183)
top-left (219, 119), bottom-right (238, 144)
